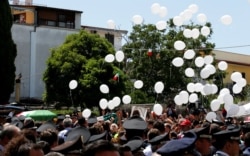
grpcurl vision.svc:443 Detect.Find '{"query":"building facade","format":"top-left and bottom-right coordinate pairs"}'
top-left (214, 50), bottom-right (250, 85)
top-left (10, 3), bottom-right (127, 101)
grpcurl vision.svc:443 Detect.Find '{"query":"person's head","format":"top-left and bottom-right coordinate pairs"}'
top-left (179, 119), bottom-right (192, 132)
top-left (37, 141), bottom-right (51, 155)
top-left (244, 132), bottom-right (250, 147)
top-left (164, 123), bottom-right (171, 133)
top-left (40, 129), bottom-right (58, 148)
top-left (153, 121), bottom-right (165, 134)
top-left (77, 117), bottom-right (87, 127)
top-left (62, 118), bottom-right (72, 128)
top-left (84, 140), bottom-right (119, 156)
top-left (123, 116), bottom-right (147, 140)
top-left (4, 135), bottom-right (30, 156)
top-left (118, 145), bottom-right (133, 156)
top-left (21, 128), bottom-right (37, 143)
top-left (110, 123), bottom-right (119, 134)
top-left (213, 125), bottom-right (241, 156)
top-left (147, 128), bottom-right (160, 140)
top-left (17, 142), bottom-right (44, 156)
top-left (193, 126), bottom-right (212, 156)
top-left (0, 124), bottom-right (21, 146)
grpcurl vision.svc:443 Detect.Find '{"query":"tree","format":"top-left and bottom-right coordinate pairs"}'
top-left (122, 20), bottom-right (215, 105)
top-left (43, 30), bottom-right (130, 108)
top-left (0, 0), bottom-right (17, 104)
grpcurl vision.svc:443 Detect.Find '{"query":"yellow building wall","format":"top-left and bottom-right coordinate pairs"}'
top-left (223, 63), bottom-right (250, 84)
top-left (25, 10), bottom-right (34, 24)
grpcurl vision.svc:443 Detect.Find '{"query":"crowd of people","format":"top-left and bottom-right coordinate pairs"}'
top-left (0, 105), bottom-right (250, 156)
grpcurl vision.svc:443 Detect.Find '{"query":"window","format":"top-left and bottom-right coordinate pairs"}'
top-left (58, 14), bottom-right (66, 21)
top-left (105, 33), bottom-right (114, 45)
top-left (90, 30), bottom-right (97, 34)
top-left (48, 20), bottom-right (56, 26)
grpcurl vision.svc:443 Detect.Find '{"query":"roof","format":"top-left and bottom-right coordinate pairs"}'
top-left (11, 4), bottom-right (83, 13)
top-left (82, 25), bottom-right (128, 34)
top-left (214, 50), bottom-right (250, 66)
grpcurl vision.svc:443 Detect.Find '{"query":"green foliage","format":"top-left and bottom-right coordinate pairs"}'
top-left (43, 30), bottom-right (130, 108)
top-left (123, 20), bottom-right (216, 105)
top-left (0, 0), bottom-right (17, 104)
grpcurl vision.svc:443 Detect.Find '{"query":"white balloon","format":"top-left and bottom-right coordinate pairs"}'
top-left (204, 55), bottom-right (214, 64)
top-left (181, 9), bottom-right (193, 21)
top-left (185, 68), bottom-right (195, 77)
top-left (159, 6), bottom-right (167, 18)
top-left (194, 83), bottom-right (203, 92)
top-left (151, 3), bottom-right (161, 14)
top-left (221, 15), bottom-right (232, 25)
top-left (173, 16), bottom-right (183, 26)
top-left (232, 84), bottom-right (242, 94)
top-left (227, 104), bottom-right (239, 117)
top-left (112, 96), bottom-right (121, 107)
top-left (231, 72), bottom-right (242, 82)
top-left (189, 93), bottom-right (198, 103)
top-left (210, 99), bottom-right (221, 111)
top-left (191, 28), bottom-right (200, 39)
top-left (223, 93), bottom-right (234, 105)
top-left (200, 68), bottom-right (210, 79)
top-left (206, 112), bottom-right (217, 123)
top-left (115, 50), bottom-right (125, 62)
top-left (174, 40), bottom-right (186, 51)
top-left (187, 83), bottom-right (195, 93)
top-left (134, 80), bottom-right (143, 89)
top-left (100, 84), bottom-right (109, 94)
top-left (217, 94), bottom-right (225, 104)
top-left (105, 54), bottom-right (115, 63)
top-left (107, 20), bottom-right (115, 29)
top-left (184, 49), bottom-right (195, 59)
top-left (219, 88), bottom-right (230, 95)
top-left (218, 61), bottom-right (228, 71)
top-left (122, 95), bottom-right (132, 104)
top-left (203, 84), bottom-right (212, 95)
top-left (197, 13), bottom-right (207, 24)
top-left (82, 108), bottom-right (91, 119)
top-left (154, 81), bottom-right (164, 94)
top-left (211, 84), bottom-right (218, 94)
top-left (69, 80), bottom-right (78, 90)
top-left (153, 103), bottom-right (163, 116)
top-left (99, 98), bottom-right (108, 110)
top-left (188, 4), bottom-right (199, 14)
top-left (156, 20), bottom-right (167, 30)
top-left (172, 57), bottom-right (184, 67)
top-left (201, 26), bottom-right (210, 36)
top-left (174, 95), bottom-right (183, 105)
top-left (179, 90), bottom-right (189, 104)
top-left (195, 56), bottom-right (204, 67)
top-left (108, 100), bottom-right (115, 110)
top-left (236, 106), bottom-right (246, 116)
top-left (132, 15), bottom-right (144, 25)
top-left (183, 29), bottom-right (192, 38)
top-left (237, 78), bottom-right (247, 88)
top-left (205, 64), bottom-right (216, 75)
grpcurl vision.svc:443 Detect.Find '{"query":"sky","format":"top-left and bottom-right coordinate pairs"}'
top-left (30, 0), bottom-right (250, 55)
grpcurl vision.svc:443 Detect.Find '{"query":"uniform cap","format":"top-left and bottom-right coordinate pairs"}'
top-left (148, 133), bottom-right (169, 145)
top-left (36, 121), bottom-right (56, 133)
top-left (123, 137), bottom-right (144, 152)
top-left (88, 131), bottom-right (107, 143)
top-left (65, 127), bottom-right (91, 144)
top-left (123, 116), bottom-right (147, 130)
top-left (156, 131), bottom-right (197, 156)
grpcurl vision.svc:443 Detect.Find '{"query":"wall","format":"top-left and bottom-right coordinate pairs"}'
top-left (11, 24), bottom-right (79, 100)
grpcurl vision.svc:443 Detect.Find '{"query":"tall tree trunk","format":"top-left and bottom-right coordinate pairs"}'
top-left (0, 0), bottom-right (17, 104)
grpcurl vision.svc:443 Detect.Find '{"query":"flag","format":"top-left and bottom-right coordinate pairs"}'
top-left (113, 73), bottom-right (119, 81)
